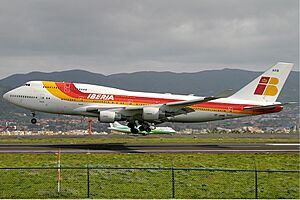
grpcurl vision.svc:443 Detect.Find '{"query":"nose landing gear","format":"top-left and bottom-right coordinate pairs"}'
top-left (31, 112), bottom-right (37, 124)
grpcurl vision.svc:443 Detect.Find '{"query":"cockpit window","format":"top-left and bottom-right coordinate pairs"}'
top-left (24, 83), bottom-right (31, 86)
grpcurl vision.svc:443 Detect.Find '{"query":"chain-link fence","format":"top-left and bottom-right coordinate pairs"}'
top-left (0, 167), bottom-right (299, 199)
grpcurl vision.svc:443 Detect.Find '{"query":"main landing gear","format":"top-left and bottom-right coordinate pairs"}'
top-left (127, 121), bottom-right (153, 134)
top-left (31, 112), bottom-right (37, 124)
top-left (138, 124), bottom-right (152, 133)
top-left (127, 122), bottom-right (139, 134)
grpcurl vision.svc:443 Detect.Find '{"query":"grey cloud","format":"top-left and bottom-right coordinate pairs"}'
top-left (0, 0), bottom-right (298, 78)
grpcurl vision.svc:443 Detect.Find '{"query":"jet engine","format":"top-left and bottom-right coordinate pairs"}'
top-left (99, 111), bottom-right (120, 123)
top-left (142, 107), bottom-right (164, 121)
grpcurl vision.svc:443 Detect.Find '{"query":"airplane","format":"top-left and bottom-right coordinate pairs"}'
top-left (3, 62), bottom-right (293, 134)
top-left (109, 121), bottom-right (176, 135)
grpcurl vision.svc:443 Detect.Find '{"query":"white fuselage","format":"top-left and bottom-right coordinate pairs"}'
top-left (3, 81), bottom-right (278, 123)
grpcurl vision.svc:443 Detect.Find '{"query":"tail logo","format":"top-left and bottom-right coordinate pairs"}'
top-left (254, 76), bottom-right (279, 96)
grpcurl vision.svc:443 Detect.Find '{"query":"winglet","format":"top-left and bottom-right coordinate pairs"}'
top-left (214, 89), bottom-right (235, 99)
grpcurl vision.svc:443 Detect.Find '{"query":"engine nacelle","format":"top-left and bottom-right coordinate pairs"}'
top-left (99, 111), bottom-right (118, 123)
top-left (142, 107), bottom-right (163, 121)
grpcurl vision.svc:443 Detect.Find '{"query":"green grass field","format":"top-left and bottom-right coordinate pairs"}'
top-left (0, 153), bottom-right (299, 169)
top-left (0, 153), bottom-right (299, 199)
top-left (0, 135), bottom-right (299, 199)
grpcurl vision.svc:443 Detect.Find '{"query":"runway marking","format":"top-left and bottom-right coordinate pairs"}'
top-left (266, 143), bottom-right (300, 146)
top-left (229, 145), bottom-right (261, 147)
top-left (136, 150), bottom-right (299, 152)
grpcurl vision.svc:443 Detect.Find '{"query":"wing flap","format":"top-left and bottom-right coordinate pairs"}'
top-left (162, 89), bottom-right (234, 111)
top-left (164, 96), bottom-right (216, 107)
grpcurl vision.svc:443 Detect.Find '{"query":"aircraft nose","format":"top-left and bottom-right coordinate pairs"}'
top-left (3, 91), bottom-right (10, 101)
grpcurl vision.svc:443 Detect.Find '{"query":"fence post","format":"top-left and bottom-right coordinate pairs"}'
top-left (253, 156), bottom-right (259, 199)
top-left (255, 169), bottom-right (258, 199)
top-left (171, 167), bottom-right (175, 199)
top-left (87, 166), bottom-right (90, 198)
top-left (57, 148), bottom-right (61, 196)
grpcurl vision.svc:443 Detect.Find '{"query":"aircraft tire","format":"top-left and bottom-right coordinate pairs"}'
top-left (127, 123), bottom-right (135, 129)
top-left (139, 126), bottom-right (145, 132)
top-left (130, 128), bottom-right (139, 134)
top-left (31, 118), bottom-right (37, 124)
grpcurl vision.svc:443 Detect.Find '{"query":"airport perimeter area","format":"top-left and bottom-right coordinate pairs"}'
top-left (1, 166), bottom-right (299, 199)
top-left (0, 134), bottom-right (299, 199)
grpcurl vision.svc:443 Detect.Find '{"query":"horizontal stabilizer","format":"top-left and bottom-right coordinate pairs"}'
top-left (243, 102), bottom-right (296, 111)
top-left (244, 104), bottom-right (281, 111)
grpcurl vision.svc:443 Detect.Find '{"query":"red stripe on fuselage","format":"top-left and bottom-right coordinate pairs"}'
top-left (55, 82), bottom-right (89, 98)
top-left (54, 82), bottom-right (282, 114)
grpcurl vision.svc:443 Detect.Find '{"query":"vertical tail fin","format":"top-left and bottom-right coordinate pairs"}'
top-left (229, 62), bottom-right (293, 102)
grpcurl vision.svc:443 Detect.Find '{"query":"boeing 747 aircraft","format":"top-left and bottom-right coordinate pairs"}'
top-left (3, 62), bottom-right (293, 133)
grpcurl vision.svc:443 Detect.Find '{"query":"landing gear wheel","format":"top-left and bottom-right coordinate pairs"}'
top-left (139, 126), bottom-right (145, 132)
top-left (127, 123), bottom-right (135, 129)
top-left (130, 128), bottom-right (139, 134)
top-left (31, 118), bottom-right (37, 124)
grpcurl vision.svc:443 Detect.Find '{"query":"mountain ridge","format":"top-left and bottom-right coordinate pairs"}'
top-left (0, 69), bottom-right (298, 102)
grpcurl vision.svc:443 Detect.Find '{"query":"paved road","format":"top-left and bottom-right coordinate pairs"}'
top-left (0, 143), bottom-right (298, 153)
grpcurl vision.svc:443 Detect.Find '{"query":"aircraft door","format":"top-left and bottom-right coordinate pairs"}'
top-left (78, 96), bottom-right (84, 105)
top-left (226, 106), bottom-right (233, 117)
top-left (39, 94), bottom-right (45, 103)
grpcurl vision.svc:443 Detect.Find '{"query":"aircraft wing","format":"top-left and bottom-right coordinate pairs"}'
top-left (80, 89), bottom-right (234, 122)
top-left (161, 89), bottom-right (234, 112)
top-left (79, 97), bottom-right (209, 114)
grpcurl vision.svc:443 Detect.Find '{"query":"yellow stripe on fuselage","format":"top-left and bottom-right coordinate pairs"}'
top-left (42, 81), bottom-right (75, 100)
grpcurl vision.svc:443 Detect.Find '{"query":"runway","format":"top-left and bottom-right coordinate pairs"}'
top-left (0, 143), bottom-right (298, 153)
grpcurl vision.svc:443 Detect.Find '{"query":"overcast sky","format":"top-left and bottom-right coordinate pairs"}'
top-left (0, 0), bottom-right (298, 79)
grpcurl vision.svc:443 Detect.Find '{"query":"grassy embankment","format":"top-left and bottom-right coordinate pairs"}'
top-left (0, 153), bottom-right (299, 199)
